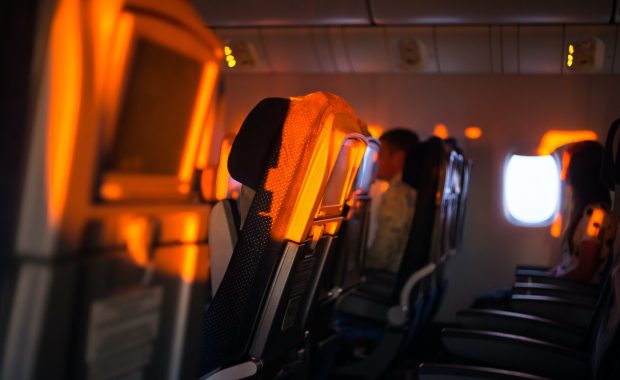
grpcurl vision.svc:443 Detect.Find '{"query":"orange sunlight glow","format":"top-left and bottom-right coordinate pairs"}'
top-left (100, 182), bottom-right (123, 200)
top-left (91, 0), bottom-right (122, 99)
top-left (550, 214), bottom-right (562, 238)
top-left (47, 0), bottom-right (83, 226)
top-left (433, 123), bottom-right (449, 139)
top-left (367, 125), bottom-right (384, 139)
top-left (195, 101), bottom-right (216, 169)
top-left (179, 63), bottom-right (219, 186)
top-left (464, 126), bottom-right (482, 140)
top-left (121, 217), bottom-right (152, 266)
top-left (215, 136), bottom-right (234, 200)
top-left (179, 213), bottom-right (201, 282)
top-left (537, 130), bottom-right (598, 156)
top-left (284, 119), bottom-right (332, 242)
top-left (587, 208), bottom-right (605, 238)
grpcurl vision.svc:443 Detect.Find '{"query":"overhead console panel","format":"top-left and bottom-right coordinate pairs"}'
top-left (194, 0), bottom-right (370, 27)
top-left (215, 25), bottom-right (618, 75)
top-left (370, 0), bottom-right (615, 25)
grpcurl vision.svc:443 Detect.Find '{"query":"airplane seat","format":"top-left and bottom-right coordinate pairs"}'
top-left (304, 141), bottom-right (379, 380)
top-left (1, 1), bottom-right (222, 379)
top-left (330, 137), bottom-right (453, 379)
top-left (199, 93), bottom-right (370, 379)
top-left (207, 199), bottom-right (240, 297)
top-left (418, 118), bottom-right (620, 380)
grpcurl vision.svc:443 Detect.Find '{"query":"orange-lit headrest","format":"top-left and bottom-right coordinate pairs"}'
top-left (228, 97), bottom-right (290, 191)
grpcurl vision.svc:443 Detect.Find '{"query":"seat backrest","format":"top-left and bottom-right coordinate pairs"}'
top-left (591, 118), bottom-right (620, 379)
top-left (392, 137), bottom-right (450, 301)
top-left (1, 2), bottom-right (222, 380)
top-left (454, 157), bottom-right (473, 255)
top-left (200, 92), bottom-right (371, 377)
top-left (438, 149), bottom-right (466, 259)
top-left (321, 139), bottom-right (380, 298)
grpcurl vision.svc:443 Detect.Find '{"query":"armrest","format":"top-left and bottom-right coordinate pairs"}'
top-left (515, 265), bottom-right (551, 273)
top-left (337, 289), bottom-right (390, 322)
top-left (457, 309), bottom-right (586, 348)
top-left (418, 363), bottom-right (551, 380)
top-left (509, 295), bottom-right (594, 329)
top-left (441, 328), bottom-right (587, 379)
top-left (512, 282), bottom-right (598, 302)
top-left (514, 271), bottom-right (598, 294)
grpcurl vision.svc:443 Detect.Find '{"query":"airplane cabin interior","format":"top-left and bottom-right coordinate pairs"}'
top-left (2, 0), bottom-right (620, 379)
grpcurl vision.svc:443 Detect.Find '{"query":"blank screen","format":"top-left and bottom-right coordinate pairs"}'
top-left (105, 39), bottom-right (203, 175)
top-left (321, 140), bottom-right (358, 209)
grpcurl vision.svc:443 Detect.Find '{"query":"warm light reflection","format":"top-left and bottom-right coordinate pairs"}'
top-left (100, 182), bottom-right (123, 200)
top-left (195, 101), bottom-right (216, 169)
top-left (434, 123), bottom-right (449, 139)
top-left (47, 0), bottom-right (83, 226)
top-left (91, 0), bottom-right (122, 99)
top-left (179, 63), bottom-right (218, 184)
top-left (587, 208), bottom-right (605, 238)
top-left (180, 245), bottom-right (200, 282)
top-left (121, 217), bottom-right (152, 266)
top-left (181, 212), bottom-right (200, 243)
top-left (464, 126), bottom-right (482, 140)
top-left (284, 118), bottom-right (332, 242)
top-left (215, 136), bottom-right (240, 200)
top-left (367, 125), bottom-right (384, 139)
top-left (550, 214), bottom-right (562, 238)
top-left (561, 150), bottom-right (571, 181)
top-left (537, 130), bottom-right (598, 156)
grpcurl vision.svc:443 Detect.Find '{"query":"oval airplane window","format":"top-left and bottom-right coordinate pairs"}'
top-left (503, 154), bottom-right (560, 226)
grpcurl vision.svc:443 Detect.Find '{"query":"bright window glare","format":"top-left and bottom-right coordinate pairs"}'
top-left (504, 155), bottom-right (560, 225)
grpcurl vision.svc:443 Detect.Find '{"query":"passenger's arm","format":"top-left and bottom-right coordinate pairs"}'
top-left (554, 240), bottom-right (600, 283)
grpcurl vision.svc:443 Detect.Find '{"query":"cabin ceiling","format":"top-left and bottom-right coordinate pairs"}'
top-left (194, 0), bottom-right (620, 74)
top-left (194, 0), bottom-right (619, 27)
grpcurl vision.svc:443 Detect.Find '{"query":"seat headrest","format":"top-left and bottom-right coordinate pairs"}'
top-left (228, 97), bottom-right (291, 191)
top-left (403, 137), bottom-right (443, 189)
top-left (602, 119), bottom-right (620, 190)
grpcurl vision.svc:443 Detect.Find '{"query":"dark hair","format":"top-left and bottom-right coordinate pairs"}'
top-left (380, 128), bottom-right (419, 154)
top-left (566, 140), bottom-right (611, 207)
top-left (563, 140), bottom-right (611, 251)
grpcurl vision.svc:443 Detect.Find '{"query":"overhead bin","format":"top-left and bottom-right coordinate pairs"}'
top-left (260, 28), bottom-right (325, 73)
top-left (434, 27), bottom-right (491, 73)
top-left (370, 0), bottom-right (615, 25)
top-left (195, 0), bottom-right (370, 27)
top-left (518, 26), bottom-right (564, 74)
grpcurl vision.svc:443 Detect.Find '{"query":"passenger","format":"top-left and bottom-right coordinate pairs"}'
top-left (548, 141), bottom-right (616, 284)
top-left (365, 128), bottom-right (419, 273)
top-left (473, 140), bottom-right (616, 308)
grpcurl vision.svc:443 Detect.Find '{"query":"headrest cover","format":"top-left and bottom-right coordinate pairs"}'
top-left (403, 138), bottom-right (440, 189)
top-left (602, 119), bottom-right (620, 189)
top-left (228, 98), bottom-right (291, 191)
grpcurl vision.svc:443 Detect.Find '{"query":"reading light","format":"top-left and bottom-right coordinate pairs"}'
top-left (504, 154), bottom-right (560, 226)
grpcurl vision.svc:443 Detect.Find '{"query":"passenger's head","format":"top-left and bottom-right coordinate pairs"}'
top-left (377, 128), bottom-right (419, 181)
top-left (565, 140), bottom-right (610, 207)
